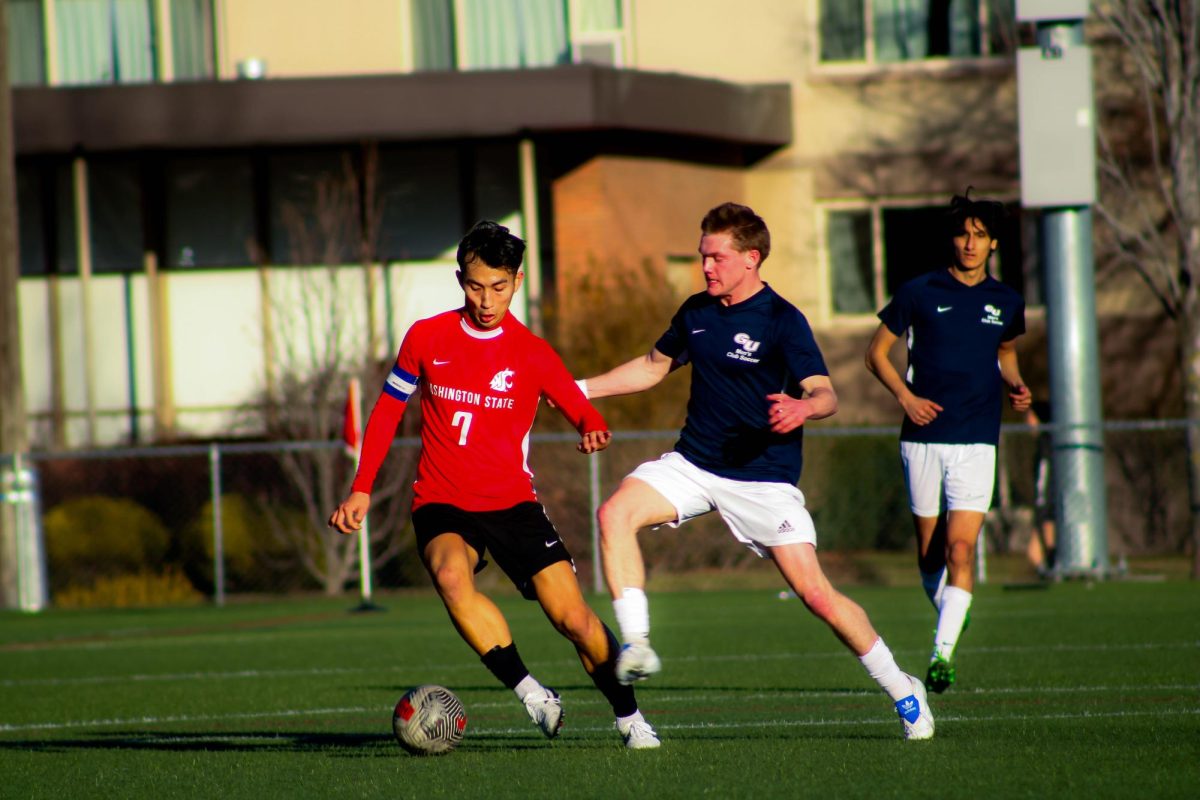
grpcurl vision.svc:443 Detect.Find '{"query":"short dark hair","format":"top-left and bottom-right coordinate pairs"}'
top-left (456, 220), bottom-right (526, 273)
top-left (701, 202), bottom-right (771, 263)
top-left (947, 188), bottom-right (1005, 241)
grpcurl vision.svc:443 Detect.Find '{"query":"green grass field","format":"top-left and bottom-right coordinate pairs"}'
top-left (2, 580), bottom-right (1198, 799)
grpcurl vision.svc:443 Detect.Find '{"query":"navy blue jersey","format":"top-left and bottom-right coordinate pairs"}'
top-left (654, 285), bottom-right (828, 484)
top-left (878, 269), bottom-right (1025, 445)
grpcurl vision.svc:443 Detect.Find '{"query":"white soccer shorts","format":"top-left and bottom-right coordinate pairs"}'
top-left (627, 451), bottom-right (817, 558)
top-left (900, 441), bottom-right (997, 517)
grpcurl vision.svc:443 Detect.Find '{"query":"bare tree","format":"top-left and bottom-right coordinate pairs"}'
top-left (254, 145), bottom-right (418, 595)
top-left (1092, 2), bottom-right (1200, 578)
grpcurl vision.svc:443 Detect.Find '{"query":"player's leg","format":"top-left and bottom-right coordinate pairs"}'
top-left (770, 543), bottom-right (934, 740)
top-left (530, 562), bottom-right (660, 749)
top-left (416, 506), bottom-right (559, 737)
top-left (597, 466), bottom-right (686, 683)
top-left (926, 444), bottom-right (995, 692)
top-left (901, 442), bottom-right (949, 612)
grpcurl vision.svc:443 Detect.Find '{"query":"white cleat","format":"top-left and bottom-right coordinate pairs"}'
top-left (523, 687), bottom-right (564, 739)
top-left (896, 674), bottom-right (935, 741)
top-left (615, 641), bottom-right (662, 685)
top-left (617, 717), bottom-right (662, 750)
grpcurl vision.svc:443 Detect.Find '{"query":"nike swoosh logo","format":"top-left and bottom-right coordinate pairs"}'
top-left (937, 306), bottom-right (952, 313)
top-left (544, 539), bottom-right (559, 548)
top-left (691, 329), bottom-right (706, 334)
top-left (433, 359), bottom-right (450, 365)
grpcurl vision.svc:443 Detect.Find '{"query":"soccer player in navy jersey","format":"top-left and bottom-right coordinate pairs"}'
top-left (865, 191), bottom-right (1032, 693)
top-left (577, 202), bottom-right (934, 741)
top-left (329, 221), bottom-right (659, 749)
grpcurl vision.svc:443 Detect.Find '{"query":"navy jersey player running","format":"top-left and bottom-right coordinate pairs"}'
top-left (866, 190), bottom-right (1031, 693)
top-left (578, 202), bottom-right (934, 741)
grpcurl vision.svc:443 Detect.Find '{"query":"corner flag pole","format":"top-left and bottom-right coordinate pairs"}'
top-left (343, 378), bottom-right (380, 610)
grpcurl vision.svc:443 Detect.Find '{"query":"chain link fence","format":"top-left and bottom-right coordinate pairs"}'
top-left (1, 420), bottom-right (1192, 609)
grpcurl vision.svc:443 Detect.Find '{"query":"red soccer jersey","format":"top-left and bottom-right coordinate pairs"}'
top-left (353, 309), bottom-right (606, 512)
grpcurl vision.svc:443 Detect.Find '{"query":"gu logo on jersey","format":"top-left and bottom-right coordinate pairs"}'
top-left (727, 332), bottom-right (762, 363)
top-left (489, 368), bottom-right (515, 392)
top-left (981, 304), bottom-right (1004, 326)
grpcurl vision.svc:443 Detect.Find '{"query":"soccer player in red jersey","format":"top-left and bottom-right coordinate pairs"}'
top-left (329, 221), bottom-right (659, 749)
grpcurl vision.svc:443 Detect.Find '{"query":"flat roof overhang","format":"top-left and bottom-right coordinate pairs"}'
top-left (13, 64), bottom-right (792, 158)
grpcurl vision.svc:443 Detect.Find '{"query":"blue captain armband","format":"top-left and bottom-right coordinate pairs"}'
top-left (383, 364), bottom-right (418, 401)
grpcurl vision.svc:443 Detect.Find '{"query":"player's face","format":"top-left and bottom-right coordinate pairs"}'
top-left (952, 217), bottom-right (998, 272)
top-left (458, 259), bottom-right (523, 330)
top-left (699, 231), bottom-right (760, 305)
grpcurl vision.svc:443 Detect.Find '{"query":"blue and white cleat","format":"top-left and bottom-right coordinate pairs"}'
top-left (615, 640), bottom-right (662, 685)
top-left (896, 674), bottom-right (935, 740)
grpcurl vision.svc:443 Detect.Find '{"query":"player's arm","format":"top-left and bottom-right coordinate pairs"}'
top-left (766, 375), bottom-right (837, 434)
top-left (578, 347), bottom-right (677, 400)
top-left (998, 339), bottom-right (1032, 412)
top-left (865, 322), bottom-right (943, 426)
top-left (328, 363), bottom-right (414, 534)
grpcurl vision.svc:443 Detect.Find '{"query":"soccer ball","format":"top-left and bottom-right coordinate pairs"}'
top-left (392, 684), bottom-right (467, 755)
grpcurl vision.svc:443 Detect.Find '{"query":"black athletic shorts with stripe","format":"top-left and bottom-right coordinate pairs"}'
top-left (412, 502), bottom-right (575, 600)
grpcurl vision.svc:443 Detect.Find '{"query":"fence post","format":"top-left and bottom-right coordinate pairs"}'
top-left (589, 449), bottom-right (602, 594)
top-left (209, 443), bottom-right (225, 607)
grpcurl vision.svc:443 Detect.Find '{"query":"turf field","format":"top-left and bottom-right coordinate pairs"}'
top-left (2, 580), bottom-right (1197, 799)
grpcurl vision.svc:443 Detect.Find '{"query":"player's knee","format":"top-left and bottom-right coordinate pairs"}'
top-left (429, 563), bottom-right (473, 603)
top-left (799, 586), bottom-right (836, 621)
top-left (947, 539), bottom-right (974, 569)
top-left (597, 498), bottom-right (637, 541)
top-left (552, 604), bottom-right (597, 643)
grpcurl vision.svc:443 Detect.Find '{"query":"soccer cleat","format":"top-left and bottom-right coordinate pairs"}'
top-left (615, 640), bottom-right (662, 685)
top-left (523, 687), bottom-right (564, 739)
top-left (924, 656), bottom-right (956, 694)
top-left (896, 674), bottom-right (935, 740)
top-left (616, 717), bottom-right (662, 750)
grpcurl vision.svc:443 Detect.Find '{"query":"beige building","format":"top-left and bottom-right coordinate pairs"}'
top-left (10, 1), bottom-right (1160, 449)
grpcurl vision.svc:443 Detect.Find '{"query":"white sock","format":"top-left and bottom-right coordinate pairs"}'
top-left (615, 710), bottom-right (646, 729)
top-left (932, 586), bottom-right (973, 661)
top-left (858, 638), bottom-right (915, 702)
top-left (514, 674), bottom-right (544, 703)
top-left (920, 567), bottom-right (947, 611)
top-left (612, 587), bottom-right (650, 643)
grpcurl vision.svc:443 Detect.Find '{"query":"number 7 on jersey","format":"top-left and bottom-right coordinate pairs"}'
top-left (451, 411), bottom-right (473, 445)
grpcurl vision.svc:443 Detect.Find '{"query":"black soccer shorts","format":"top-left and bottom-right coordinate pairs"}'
top-left (411, 502), bottom-right (575, 600)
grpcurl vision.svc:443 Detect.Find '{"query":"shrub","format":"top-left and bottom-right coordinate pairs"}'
top-left (54, 568), bottom-right (203, 609)
top-left (43, 496), bottom-right (171, 590)
top-left (181, 493), bottom-right (289, 590)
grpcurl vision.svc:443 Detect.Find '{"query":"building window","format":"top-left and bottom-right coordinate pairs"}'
top-left (7, 0), bottom-right (46, 86)
top-left (170, 0), bottom-right (215, 80)
top-left (88, 158), bottom-right (145, 272)
top-left (825, 199), bottom-right (1028, 315)
top-left (376, 145), bottom-right (463, 260)
top-left (410, 0), bottom-right (625, 71)
top-left (165, 154), bottom-right (256, 268)
top-left (56, 0), bottom-right (156, 85)
top-left (818, 0), bottom-right (1014, 65)
top-left (268, 150), bottom-right (364, 265)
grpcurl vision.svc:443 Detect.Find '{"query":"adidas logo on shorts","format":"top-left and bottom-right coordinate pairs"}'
top-left (777, 520), bottom-right (795, 534)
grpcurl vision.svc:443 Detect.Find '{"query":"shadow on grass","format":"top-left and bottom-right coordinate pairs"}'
top-left (0, 730), bottom-right (552, 756)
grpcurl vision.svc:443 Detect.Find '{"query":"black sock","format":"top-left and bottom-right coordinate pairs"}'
top-left (589, 624), bottom-right (638, 718)
top-left (481, 643), bottom-right (529, 691)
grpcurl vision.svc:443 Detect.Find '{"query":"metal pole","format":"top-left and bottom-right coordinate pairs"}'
top-left (589, 449), bottom-right (602, 594)
top-left (518, 138), bottom-right (543, 337)
top-left (209, 442), bottom-right (226, 606)
top-left (1033, 18), bottom-right (1109, 578)
top-left (1042, 206), bottom-right (1108, 577)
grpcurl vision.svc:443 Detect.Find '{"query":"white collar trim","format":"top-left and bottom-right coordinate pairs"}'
top-left (460, 315), bottom-right (504, 340)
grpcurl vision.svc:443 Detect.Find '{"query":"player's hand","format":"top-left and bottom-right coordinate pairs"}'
top-left (577, 429), bottom-right (612, 454)
top-left (328, 491), bottom-right (371, 535)
top-left (1009, 383), bottom-right (1032, 413)
top-left (900, 393), bottom-right (943, 426)
top-left (766, 393), bottom-right (815, 434)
